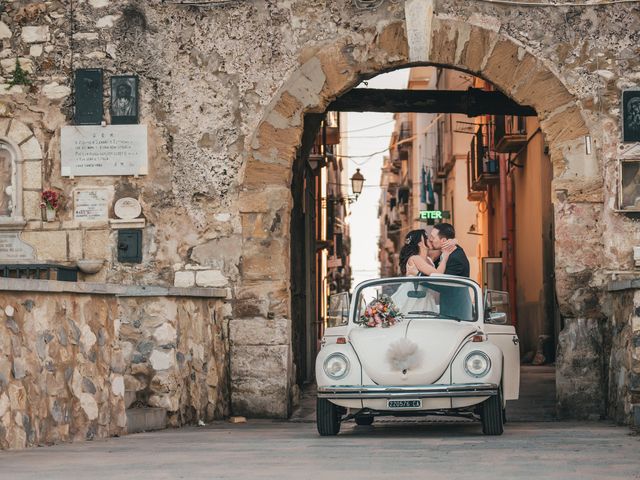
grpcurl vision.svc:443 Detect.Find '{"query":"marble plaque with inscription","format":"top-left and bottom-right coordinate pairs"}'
top-left (74, 189), bottom-right (110, 220)
top-left (0, 232), bottom-right (35, 262)
top-left (61, 125), bottom-right (148, 177)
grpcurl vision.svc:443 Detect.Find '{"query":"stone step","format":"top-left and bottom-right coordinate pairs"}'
top-left (126, 407), bottom-right (167, 434)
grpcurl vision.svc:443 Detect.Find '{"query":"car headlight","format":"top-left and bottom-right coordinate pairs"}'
top-left (464, 351), bottom-right (491, 378)
top-left (323, 353), bottom-right (350, 380)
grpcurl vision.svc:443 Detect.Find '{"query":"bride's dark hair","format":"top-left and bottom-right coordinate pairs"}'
top-left (399, 229), bottom-right (427, 275)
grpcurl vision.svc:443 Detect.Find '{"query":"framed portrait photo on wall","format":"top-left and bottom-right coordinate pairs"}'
top-left (622, 90), bottom-right (640, 143)
top-left (110, 75), bottom-right (139, 124)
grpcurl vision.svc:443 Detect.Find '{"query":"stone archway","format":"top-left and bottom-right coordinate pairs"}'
top-left (232, 15), bottom-right (603, 419)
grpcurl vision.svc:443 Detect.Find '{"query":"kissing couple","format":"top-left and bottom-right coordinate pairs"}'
top-left (398, 223), bottom-right (470, 278)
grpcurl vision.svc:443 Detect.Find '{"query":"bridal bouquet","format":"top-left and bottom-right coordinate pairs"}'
top-left (356, 295), bottom-right (403, 328)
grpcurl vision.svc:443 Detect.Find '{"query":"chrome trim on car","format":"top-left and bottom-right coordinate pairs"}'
top-left (317, 383), bottom-right (498, 399)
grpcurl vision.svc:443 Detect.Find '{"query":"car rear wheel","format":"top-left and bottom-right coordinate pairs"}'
top-left (481, 389), bottom-right (504, 435)
top-left (317, 398), bottom-right (341, 436)
top-left (355, 415), bottom-right (374, 426)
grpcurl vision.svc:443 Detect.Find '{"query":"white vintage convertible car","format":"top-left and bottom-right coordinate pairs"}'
top-left (316, 275), bottom-right (520, 436)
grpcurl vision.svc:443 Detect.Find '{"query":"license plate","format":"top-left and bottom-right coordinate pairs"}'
top-left (387, 399), bottom-right (422, 409)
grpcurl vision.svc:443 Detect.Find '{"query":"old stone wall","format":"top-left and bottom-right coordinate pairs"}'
top-left (0, 281), bottom-right (229, 448)
top-left (118, 295), bottom-right (229, 425)
top-left (0, 0), bottom-right (639, 426)
top-left (0, 289), bottom-right (125, 449)
top-left (606, 283), bottom-right (640, 425)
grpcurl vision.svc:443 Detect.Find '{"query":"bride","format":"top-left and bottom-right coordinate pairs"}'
top-left (391, 229), bottom-right (455, 313)
top-left (400, 229), bottom-right (454, 277)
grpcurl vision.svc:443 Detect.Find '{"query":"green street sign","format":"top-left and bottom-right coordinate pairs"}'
top-left (419, 210), bottom-right (450, 220)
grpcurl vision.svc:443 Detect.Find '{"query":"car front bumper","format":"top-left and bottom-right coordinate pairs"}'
top-left (317, 383), bottom-right (498, 399)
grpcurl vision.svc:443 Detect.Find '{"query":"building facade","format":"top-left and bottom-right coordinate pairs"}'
top-left (0, 0), bottom-right (639, 448)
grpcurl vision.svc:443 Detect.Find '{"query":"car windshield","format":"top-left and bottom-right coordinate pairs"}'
top-left (355, 278), bottom-right (477, 323)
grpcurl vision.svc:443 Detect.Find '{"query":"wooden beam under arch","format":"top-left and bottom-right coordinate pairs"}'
top-left (327, 88), bottom-right (537, 117)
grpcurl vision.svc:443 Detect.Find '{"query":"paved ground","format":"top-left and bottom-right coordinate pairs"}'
top-left (1, 420), bottom-right (638, 480)
top-left (4, 366), bottom-right (638, 479)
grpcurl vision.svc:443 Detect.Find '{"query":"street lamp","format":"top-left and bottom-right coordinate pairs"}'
top-left (351, 168), bottom-right (365, 198)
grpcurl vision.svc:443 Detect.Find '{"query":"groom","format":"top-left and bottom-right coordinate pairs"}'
top-left (428, 223), bottom-right (471, 319)
top-left (428, 223), bottom-right (470, 277)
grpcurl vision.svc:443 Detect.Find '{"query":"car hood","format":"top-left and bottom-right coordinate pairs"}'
top-left (349, 320), bottom-right (478, 386)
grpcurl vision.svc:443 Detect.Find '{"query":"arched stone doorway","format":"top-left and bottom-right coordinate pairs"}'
top-left (233, 15), bottom-right (603, 419)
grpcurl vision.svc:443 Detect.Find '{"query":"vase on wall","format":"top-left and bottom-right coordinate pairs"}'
top-left (45, 208), bottom-right (56, 222)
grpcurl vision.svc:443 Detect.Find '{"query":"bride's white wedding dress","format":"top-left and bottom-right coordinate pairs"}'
top-left (391, 256), bottom-right (439, 314)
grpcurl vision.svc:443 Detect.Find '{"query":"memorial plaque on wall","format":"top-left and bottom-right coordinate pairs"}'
top-left (61, 125), bottom-right (148, 177)
top-left (74, 69), bottom-right (103, 125)
top-left (623, 90), bottom-right (640, 143)
top-left (0, 232), bottom-right (35, 262)
top-left (74, 188), bottom-right (110, 220)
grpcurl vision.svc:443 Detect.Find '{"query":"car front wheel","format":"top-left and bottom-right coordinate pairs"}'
top-left (481, 389), bottom-right (504, 435)
top-left (317, 398), bottom-right (341, 436)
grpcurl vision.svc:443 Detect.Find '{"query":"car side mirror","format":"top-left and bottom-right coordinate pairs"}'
top-left (488, 311), bottom-right (508, 324)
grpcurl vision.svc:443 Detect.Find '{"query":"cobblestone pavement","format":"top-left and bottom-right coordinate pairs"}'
top-left (1, 419), bottom-right (639, 480)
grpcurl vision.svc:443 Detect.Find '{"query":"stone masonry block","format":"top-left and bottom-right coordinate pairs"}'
top-left (237, 186), bottom-right (290, 214)
top-left (482, 39), bottom-right (537, 96)
top-left (174, 271), bottom-right (195, 288)
top-left (428, 17), bottom-right (459, 66)
top-left (273, 91), bottom-right (304, 122)
top-left (229, 317), bottom-right (290, 346)
top-left (0, 21), bottom-right (11, 40)
top-left (231, 344), bottom-right (289, 379)
top-left (459, 25), bottom-right (497, 72)
top-left (231, 377), bottom-right (288, 418)
top-left (317, 46), bottom-right (358, 100)
top-left (282, 57), bottom-right (325, 112)
top-left (21, 26), bottom-right (49, 43)
top-left (195, 269), bottom-right (228, 287)
top-left (68, 230), bottom-right (82, 261)
top-left (540, 105), bottom-right (589, 146)
top-left (242, 159), bottom-right (290, 189)
top-left (234, 280), bottom-right (289, 319)
top-left (21, 230), bottom-right (68, 261)
top-left (190, 236), bottom-right (242, 266)
top-left (375, 22), bottom-right (409, 64)
top-left (512, 67), bottom-right (574, 117)
top-left (22, 161), bottom-right (41, 190)
top-left (23, 190), bottom-right (42, 220)
top-left (252, 123), bottom-right (300, 165)
top-left (0, 58), bottom-right (34, 75)
top-left (19, 136), bottom-right (43, 160)
top-left (241, 239), bottom-right (288, 281)
top-left (83, 229), bottom-right (112, 261)
top-left (7, 119), bottom-right (33, 145)
top-left (241, 213), bottom-right (270, 240)
top-left (230, 344), bottom-right (289, 417)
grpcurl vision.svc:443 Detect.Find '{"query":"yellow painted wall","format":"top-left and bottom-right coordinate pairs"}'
top-left (511, 117), bottom-right (553, 357)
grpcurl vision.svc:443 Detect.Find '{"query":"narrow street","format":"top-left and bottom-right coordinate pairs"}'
top-left (1, 420), bottom-right (638, 480)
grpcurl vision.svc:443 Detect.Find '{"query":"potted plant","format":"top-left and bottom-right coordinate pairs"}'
top-left (40, 189), bottom-right (59, 222)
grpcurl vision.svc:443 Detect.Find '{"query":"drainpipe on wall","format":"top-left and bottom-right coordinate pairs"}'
top-left (506, 167), bottom-right (517, 328)
top-left (499, 154), bottom-right (517, 327)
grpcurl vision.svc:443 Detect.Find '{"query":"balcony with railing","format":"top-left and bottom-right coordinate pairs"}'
top-left (397, 121), bottom-right (412, 153)
top-left (469, 123), bottom-right (499, 192)
top-left (494, 115), bottom-right (527, 153)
